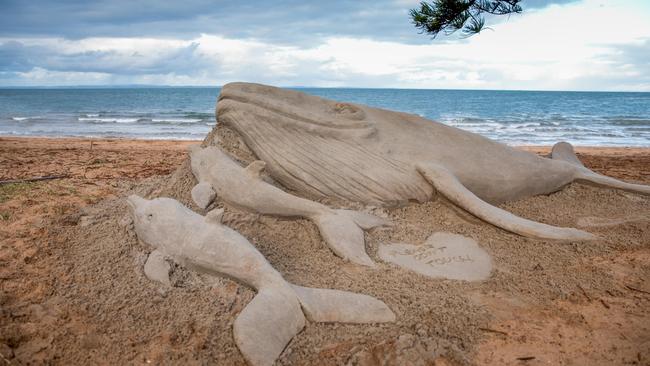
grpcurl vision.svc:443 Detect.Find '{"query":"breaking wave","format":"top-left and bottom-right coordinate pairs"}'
top-left (11, 116), bottom-right (42, 121)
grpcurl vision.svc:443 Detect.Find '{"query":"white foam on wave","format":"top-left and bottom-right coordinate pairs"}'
top-left (11, 116), bottom-right (41, 121)
top-left (151, 118), bottom-right (202, 124)
top-left (77, 116), bottom-right (204, 124)
top-left (78, 117), bottom-right (140, 123)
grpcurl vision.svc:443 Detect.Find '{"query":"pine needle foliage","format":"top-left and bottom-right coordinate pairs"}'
top-left (410, 0), bottom-right (522, 38)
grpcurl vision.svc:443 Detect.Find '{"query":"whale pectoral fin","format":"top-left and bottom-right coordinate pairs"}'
top-left (335, 209), bottom-right (392, 230)
top-left (552, 142), bottom-right (650, 196)
top-left (191, 182), bottom-right (216, 209)
top-left (416, 163), bottom-right (597, 241)
top-left (143, 250), bottom-right (171, 287)
top-left (233, 288), bottom-right (305, 366)
top-left (245, 160), bottom-right (266, 179)
top-left (291, 285), bottom-right (395, 324)
top-left (205, 208), bottom-right (224, 224)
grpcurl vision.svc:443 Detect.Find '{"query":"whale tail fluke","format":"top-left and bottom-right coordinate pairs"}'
top-left (312, 210), bottom-right (390, 267)
top-left (234, 284), bottom-right (394, 365)
top-left (335, 209), bottom-right (392, 229)
top-left (291, 285), bottom-right (395, 323)
top-left (233, 287), bottom-right (305, 366)
top-left (551, 141), bottom-right (585, 167)
top-left (552, 142), bottom-right (650, 196)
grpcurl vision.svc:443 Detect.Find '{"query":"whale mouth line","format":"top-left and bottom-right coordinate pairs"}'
top-left (218, 94), bottom-right (373, 131)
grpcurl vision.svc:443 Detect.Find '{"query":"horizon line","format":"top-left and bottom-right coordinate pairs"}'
top-left (0, 84), bottom-right (649, 94)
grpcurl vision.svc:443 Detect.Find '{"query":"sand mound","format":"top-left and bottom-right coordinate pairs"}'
top-left (30, 123), bottom-right (645, 365)
top-left (6, 126), bottom-right (648, 365)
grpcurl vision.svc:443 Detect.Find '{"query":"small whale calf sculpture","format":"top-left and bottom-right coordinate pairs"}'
top-left (189, 144), bottom-right (389, 267)
top-left (127, 195), bottom-right (395, 366)
top-left (216, 82), bottom-right (650, 241)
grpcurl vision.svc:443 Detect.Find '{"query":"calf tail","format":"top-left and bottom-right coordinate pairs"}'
top-left (292, 284), bottom-right (395, 323)
top-left (312, 209), bottom-right (390, 267)
top-left (233, 287), bottom-right (305, 366)
top-left (234, 283), bottom-right (395, 365)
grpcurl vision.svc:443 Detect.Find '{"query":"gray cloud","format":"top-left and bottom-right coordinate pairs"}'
top-left (609, 39), bottom-right (650, 69)
top-left (0, 41), bottom-right (48, 72)
top-left (0, 1), bottom-right (414, 44)
top-left (590, 39), bottom-right (650, 90)
top-left (522, 0), bottom-right (579, 8)
top-left (0, 40), bottom-right (213, 76)
top-left (0, 0), bottom-right (578, 45)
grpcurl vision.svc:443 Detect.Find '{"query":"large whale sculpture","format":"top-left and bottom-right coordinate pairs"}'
top-left (215, 82), bottom-right (650, 241)
top-left (127, 195), bottom-right (395, 366)
top-left (188, 144), bottom-right (390, 267)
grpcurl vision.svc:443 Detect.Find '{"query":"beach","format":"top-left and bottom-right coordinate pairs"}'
top-left (3, 0), bottom-right (650, 363)
top-left (1, 136), bottom-right (649, 365)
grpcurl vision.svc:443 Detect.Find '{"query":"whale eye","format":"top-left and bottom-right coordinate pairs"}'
top-left (331, 102), bottom-right (365, 121)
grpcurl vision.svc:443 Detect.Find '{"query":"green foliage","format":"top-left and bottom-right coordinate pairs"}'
top-left (410, 0), bottom-right (522, 38)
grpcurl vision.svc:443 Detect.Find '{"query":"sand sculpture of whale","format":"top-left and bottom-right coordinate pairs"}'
top-left (215, 82), bottom-right (650, 241)
top-left (189, 144), bottom-right (390, 267)
top-left (126, 195), bottom-right (395, 366)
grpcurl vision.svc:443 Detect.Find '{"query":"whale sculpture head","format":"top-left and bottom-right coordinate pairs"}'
top-left (218, 82), bottom-right (376, 139)
top-left (127, 195), bottom-right (193, 248)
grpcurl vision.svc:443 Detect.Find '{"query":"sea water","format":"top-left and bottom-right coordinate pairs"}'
top-left (0, 87), bottom-right (648, 146)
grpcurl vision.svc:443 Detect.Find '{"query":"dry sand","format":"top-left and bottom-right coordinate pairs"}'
top-left (1, 136), bottom-right (649, 365)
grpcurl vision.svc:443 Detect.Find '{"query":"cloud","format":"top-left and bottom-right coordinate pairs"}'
top-left (588, 39), bottom-right (650, 91)
top-left (0, 40), bottom-right (213, 76)
top-left (0, 0), bottom-right (649, 90)
top-left (0, 0), bottom-right (579, 45)
top-left (0, 41), bottom-right (48, 72)
top-left (0, 0), bottom-right (423, 45)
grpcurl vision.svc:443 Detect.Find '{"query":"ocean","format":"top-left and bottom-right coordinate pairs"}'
top-left (1, 87), bottom-right (649, 146)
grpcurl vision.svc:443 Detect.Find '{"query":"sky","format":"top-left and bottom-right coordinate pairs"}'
top-left (1, 0), bottom-right (649, 91)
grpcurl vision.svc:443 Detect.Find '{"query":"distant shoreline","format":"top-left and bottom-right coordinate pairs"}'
top-left (1, 85), bottom-right (650, 93)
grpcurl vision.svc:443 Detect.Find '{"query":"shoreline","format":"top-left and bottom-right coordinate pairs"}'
top-left (2, 135), bottom-right (648, 185)
top-left (0, 136), bottom-right (200, 150)
top-left (2, 135), bottom-right (649, 151)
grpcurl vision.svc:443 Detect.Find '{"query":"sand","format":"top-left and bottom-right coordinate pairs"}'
top-left (1, 136), bottom-right (649, 365)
